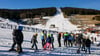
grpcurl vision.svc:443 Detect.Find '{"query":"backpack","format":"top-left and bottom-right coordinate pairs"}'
top-left (68, 36), bottom-right (74, 40)
top-left (41, 33), bottom-right (45, 40)
top-left (51, 37), bottom-right (54, 43)
top-left (41, 35), bottom-right (44, 40)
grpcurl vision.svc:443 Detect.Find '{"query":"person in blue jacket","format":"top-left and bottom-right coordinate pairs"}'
top-left (68, 33), bottom-right (74, 47)
top-left (41, 30), bottom-right (47, 48)
top-left (43, 34), bottom-right (52, 50)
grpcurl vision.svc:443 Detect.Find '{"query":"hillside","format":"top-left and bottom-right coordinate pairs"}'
top-left (0, 7), bottom-right (56, 19)
top-left (61, 7), bottom-right (100, 25)
top-left (61, 7), bottom-right (100, 16)
top-left (0, 7), bottom-right (100, 19)
top-left (69, 15), bottom-right (100, 25)
top-left (0, 7), bottom-right (100, 25)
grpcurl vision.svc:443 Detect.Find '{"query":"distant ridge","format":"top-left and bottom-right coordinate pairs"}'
top-left (0, 7), bottom-right (100, 19)
top-left (61, 7), bottom-right (100, 16)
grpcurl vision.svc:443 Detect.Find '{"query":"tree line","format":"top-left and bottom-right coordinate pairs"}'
top-left (0, 7), bottom-right (56, 19)
top-left (61, 7), bottom-right (100, 16)
top-left (0, 7), bottom-right (100, 20)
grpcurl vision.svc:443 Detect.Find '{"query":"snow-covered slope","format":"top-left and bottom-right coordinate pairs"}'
top-left (0, 27), bottom-right (100, 56)
top-left (0, 8), bottom-right (78, 33)
top-left (46, 8), bottom-right (78, 32)
top-left (0, 17), bottom-right (17, 25)
top-left (0, 10), bottom-right (100, 56)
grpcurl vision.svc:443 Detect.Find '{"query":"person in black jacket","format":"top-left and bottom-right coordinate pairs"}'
top-left (9, 29), bottom-right (17, 51)
top-left (51, 34), bottom-right (54, 48)
top-left (85, 37), bottom-right (91, 54)
top-left (9, 29), bottom-right (24, 53)
top-left (76, 33), bottom-right (83, 53)
top-left (16, 29), bottom-right (23, 53)
top-left (58, 33), bottom-right (62, 47)
top-left (81, 36), bottom-right (86, 51)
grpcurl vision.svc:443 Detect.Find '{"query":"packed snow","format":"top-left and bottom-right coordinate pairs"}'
top-left (0, 8), bottom-right (100, 56)
top-left (0, 8), bottom-right (78, 33)
top-left (46, 8), bottom-right (78, 32)
top-left (0, 28), bottom-right (100, 56)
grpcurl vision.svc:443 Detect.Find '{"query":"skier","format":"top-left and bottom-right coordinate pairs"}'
top-left (31, 33), bottom-right (38, 50)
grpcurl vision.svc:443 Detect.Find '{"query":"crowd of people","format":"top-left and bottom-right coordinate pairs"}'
top-left (57, 32), bottom-right (92, 54)
top-left (9, 29), bottom-right (99, 54)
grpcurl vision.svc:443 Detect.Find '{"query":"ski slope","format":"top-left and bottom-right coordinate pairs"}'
top-left (0, 8), bottom-right (78, 33)
top-left (0, 28), bottom-right (100, 56)
top-left (46, 8), bottom-right (78, 32)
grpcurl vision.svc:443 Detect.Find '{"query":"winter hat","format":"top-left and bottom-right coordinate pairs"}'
top-left (64, 33), bottom-right (68, 36)
top-left (41, 33), bottom-right (44, 36)
top-left (35, 33), bottom-right (38, 36)
top-left (51, 34), bottom-right (53, 37)
top-left (18, 26), bottom-right (23, 31)
top-left (48, 34), bottom-right (51, 37)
